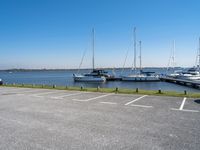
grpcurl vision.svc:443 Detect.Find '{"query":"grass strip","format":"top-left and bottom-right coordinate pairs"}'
top-left (1, 84), bottom-right (200, 98)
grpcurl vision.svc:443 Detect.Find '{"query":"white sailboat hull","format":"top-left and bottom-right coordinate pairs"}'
top-left (73, 74), bottom-right (106, 82)
top-left (166, 73), bottom-right (180, 78)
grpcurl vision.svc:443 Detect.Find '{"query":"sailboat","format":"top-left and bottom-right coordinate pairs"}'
top-left (121, 27), bottom-right (160, 81)
top-left (73, 29), bottom-right (106, 82)
top-left (166, 40), bottom-right (181, 78)
top-left (175, 37), bottom-right (200, 80)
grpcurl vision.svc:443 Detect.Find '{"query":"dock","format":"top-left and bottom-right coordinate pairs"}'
top-left (160, 76), bottom-right (200, 89)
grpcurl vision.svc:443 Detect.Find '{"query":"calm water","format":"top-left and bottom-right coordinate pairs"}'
top-left (0, 68), bottom-right (199, 93)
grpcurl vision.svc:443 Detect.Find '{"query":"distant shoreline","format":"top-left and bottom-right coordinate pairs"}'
top-left (0, 67), bottom-right (183, 72)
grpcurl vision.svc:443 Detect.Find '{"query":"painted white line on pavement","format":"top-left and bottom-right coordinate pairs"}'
top-left (73, 93), bottom-right (114, 102)
top-left (179, 97), bottom-right (187, 110)
top-left (0, 88), bottom-right (32, 93)
top-left (131, 104), bottom-right (153, 108)
top-left (51, 92), bottom-right (83, 99)
top-left (125, 95), bottom-right (148, 106)
top-left (15, 89), bottom-right (49, 96)
top-left (16, 94), bottom-right (25, 96)
top-left (0, 116), bottom-right (27, 126)
top-left (31, 91), bottom-right (61, 98)
top-left (100, 102), bottom-right (117, 105)
top-left (0, 88), bottom-right (19, 92)
top-left (180, 109), bottom-right (199, 112)
top-left (171, 108), bottom-right (199, 113)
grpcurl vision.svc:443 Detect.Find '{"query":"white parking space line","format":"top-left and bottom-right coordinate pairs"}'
top-left (0, 89), bottom-right (45, 96)
top-left (131, 104), bottom-right (153, 108)
top-left (16, 94), bottom-right (25, 96)
top-left (15, 89), bottom-right (49, 96)
top-left (0, 88), bottom-right (16, 92)
top-left (171, 97), bottom-right (199, 113)
top-left (180, 109), bottom-right (199, 112)
top-left (179, 97), bottom-right (187, 110)
top-left (51, 92), bottom-right (83, 99)
top-left (0, 87), bottom-right (21, 90)
top-left (30, 91), bottom-right (61, 98)
top-left (73, 93), bottom-right (114, 102)
top-left (0, 88), bottom-right (32, 93)
top-left (171, 108), bottom-right (199, 113)
top-left (125, 95), bottom-right (148, 106)
top-left (100, 102), bottom-right (117, 105)
top-left (0, 116), bottom-right (27, 126)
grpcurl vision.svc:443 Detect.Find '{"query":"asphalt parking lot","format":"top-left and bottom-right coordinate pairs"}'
top-left (0, 87), bottom-right (200, 150)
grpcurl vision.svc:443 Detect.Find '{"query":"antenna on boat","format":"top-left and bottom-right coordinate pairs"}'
top-left (92, 28), bottom-right (95, 71)
top-left (139, 41), bottom-right (142, 74)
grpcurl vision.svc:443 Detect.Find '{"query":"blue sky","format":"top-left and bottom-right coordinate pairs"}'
top-left (0, 0), bottom-right (200, 69)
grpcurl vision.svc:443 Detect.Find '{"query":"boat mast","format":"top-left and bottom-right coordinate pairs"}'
top-left (172, 40), bottom-right (175, 69)
top-left (167, 40), bottom-right (176, 74)
top-left (198, 37), bottom-right (200, 71)
top-left (77, 49), bottom-right (87, 74)
top-left (139, 41), bottom-right (142, 73)
top-left (133, 27), bottom-right (137, 73)
top-left (92, 28), bottom-right (95, 71)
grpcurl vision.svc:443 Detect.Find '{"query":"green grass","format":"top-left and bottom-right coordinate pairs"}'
top-left (1, 83), bottom-right (200, 98)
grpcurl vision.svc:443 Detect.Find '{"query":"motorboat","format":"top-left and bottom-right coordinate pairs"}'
top-left (175, 38), bottom-right (200, 80)
top-left (175, 67), bottom-right (200, 80)
top-left (166, 70), bottom-right (182, 78)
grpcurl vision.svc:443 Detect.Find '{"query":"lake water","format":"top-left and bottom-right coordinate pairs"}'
top-left (0, 68), bottom-right (199, 93)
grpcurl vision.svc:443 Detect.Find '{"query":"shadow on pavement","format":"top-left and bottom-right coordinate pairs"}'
top-left (194, 99), bottom-right (200, 104)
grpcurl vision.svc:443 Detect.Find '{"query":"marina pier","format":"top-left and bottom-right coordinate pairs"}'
top-left (160, 76), bottom-right (200, 89)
